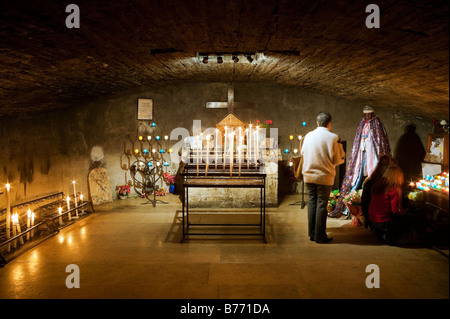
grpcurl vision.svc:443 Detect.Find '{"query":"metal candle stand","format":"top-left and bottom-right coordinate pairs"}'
top-left (121, 122), bottom-right (170, 207)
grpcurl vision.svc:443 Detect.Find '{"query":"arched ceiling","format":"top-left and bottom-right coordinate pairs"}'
top-left (1, 0), bottom-right (448, 119)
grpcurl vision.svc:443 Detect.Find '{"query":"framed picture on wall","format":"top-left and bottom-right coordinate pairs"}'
top-left (137, 98), bottom-right (153, 120)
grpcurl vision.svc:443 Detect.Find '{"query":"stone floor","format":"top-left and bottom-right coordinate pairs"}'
top-left (0, 194), bottom-right (448, 300)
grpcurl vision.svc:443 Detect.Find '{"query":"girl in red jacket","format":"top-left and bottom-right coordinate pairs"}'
top-left (368, 165), bottom-right (405, 245)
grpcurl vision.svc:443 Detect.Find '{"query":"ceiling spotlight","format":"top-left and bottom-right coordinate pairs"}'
top-left (246, 55), bottom-right (254, 63)
top-left (217, 56), bottom-right (223, 64)
top-left (202, 56), bottom-right (208, 64)
top-left (232, 55), bottom-right (239, 63)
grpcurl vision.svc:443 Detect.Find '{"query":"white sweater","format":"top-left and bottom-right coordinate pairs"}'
top-left (301, 127), bottom-right (346, 185)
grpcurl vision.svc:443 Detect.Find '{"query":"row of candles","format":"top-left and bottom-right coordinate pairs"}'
top-left (191, 126), bottom-right (305, 175)
top-left (412, 172), bottom-right (449, 193)
top-left (2, 181), bottom-right (85, 251)
top-left (192, 125), bottom-right (260, 176)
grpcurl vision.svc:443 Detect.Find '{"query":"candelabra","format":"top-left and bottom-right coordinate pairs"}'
top-left (121, 122), bottom-right (171, 206)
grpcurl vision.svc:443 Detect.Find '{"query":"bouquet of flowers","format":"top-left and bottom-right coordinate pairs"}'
top-left (163, 172), bottom-right (177, 185)
top-left (116, 184), bottom-right (131, 197)
top-left (343, 189), bottom-right (362, 206)
top-left (327, 190), bottom-right (339, 211)
top-left (256, 119), bottom-right (273, 129)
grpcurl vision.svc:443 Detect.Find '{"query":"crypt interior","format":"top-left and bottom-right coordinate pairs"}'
top-left (0, 0), bottom-right (449, 300)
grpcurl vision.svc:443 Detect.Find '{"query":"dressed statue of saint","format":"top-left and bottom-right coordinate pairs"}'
top-left (330, 105), bottom-right (391, 218)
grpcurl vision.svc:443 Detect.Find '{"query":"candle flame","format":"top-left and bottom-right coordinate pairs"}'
top-left (6, 183), bottom-right (10, 191)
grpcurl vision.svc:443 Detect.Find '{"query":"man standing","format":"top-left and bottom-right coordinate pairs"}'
top-left (301, 112), bottom-right (346, 243)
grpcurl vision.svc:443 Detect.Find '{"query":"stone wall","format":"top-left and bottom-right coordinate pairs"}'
top-left (0, 82), bottom-right (434, 212)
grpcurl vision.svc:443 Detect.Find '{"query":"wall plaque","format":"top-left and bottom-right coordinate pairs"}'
top-left (137, 98), bottom-right (153, 120)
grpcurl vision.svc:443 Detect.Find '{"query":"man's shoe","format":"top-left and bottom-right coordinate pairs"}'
top-left (316, 237), bottom-right (333, 244)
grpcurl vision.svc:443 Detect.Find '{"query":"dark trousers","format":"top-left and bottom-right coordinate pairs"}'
top-left (371, 214), bottom-right (408, 245)
top-left (306, 183), bottom-right (332, 242)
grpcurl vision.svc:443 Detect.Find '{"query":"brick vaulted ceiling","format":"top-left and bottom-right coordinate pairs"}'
top-left (1, 0), bottom-right (448, 119)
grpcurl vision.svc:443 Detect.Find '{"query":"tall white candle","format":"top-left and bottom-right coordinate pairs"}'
top-left (255, 126), bottom-right (259, 167)
top-left (80, 194), bottom-right (85, 214)
top-left (72, 180), bottom-right (79, 218)
top-left (15, 212), bottom-right (24, 245)
top-left (58, 206), bottom-right (63, 226)
top-left (5, 183), bottom-right (11, 252)
top-left (238, 128), bottom-right (242, 176)
top-left (223, 126), bottom-right (227, 169)
top-left (199, 133), bottom-right (203, 164)
top-left (249, 124), bottom-right (252, 164)
top-left (26, 209), bottom-right (31, 241)
top-left (205, 135), bottom-right (210, 176)
top-left (245, 129), bottom-right (249, 169)
top-left (12, 212), bottom-right (17, 248)
top-left (66, 196), bottom-right (72, 221)
top-left (206, 135), bottom-right (210, 165)
top-left (30, 212), bottom-right (35, 238)
top-left (229, 132), bottom-right (234, 176)
top-left (215, 129), bottom-right (219, 168)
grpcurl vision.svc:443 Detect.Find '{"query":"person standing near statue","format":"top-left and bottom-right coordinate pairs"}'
top-left (301, 111), bottom-right (346, 243)
top-left (331, 105), bottom-right (391, 218)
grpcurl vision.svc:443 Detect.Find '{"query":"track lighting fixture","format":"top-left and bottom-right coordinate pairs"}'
top-left (197, 52), bottom-right (261, 64)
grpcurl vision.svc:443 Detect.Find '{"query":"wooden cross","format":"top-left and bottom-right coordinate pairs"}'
top-left (206, 83), bottom-right (254, 112)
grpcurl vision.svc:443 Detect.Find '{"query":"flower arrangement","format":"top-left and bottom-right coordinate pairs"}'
top-left (257, 119), bottom-right (273, 129)
top-left (116, 184), bottom-right (131, 198)
top-left (343, 189), bottom-right (362, 206)
top-left (327, 190), bottom-right (340, 209)
top-left (163, 172), bottom-right (177, 185)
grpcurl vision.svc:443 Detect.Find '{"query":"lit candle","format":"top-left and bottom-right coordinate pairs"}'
top-left (255, 126), bottom-right (259, 167)
top-left (15, 212), bottom-right (24, 245)
top-left (80, 194), bottom-right (85, 214)
top-left (30, 212), bottom-right (35, 238)
top-left (58, 206), bottom-right (63, 226)
top-left (205, 135), bottom-right (210, 176)
top-left (72, 180), bottom-right (78, 219)
top-left (223, 126), bottom-right (227, 169)
top-left (12, 212), bottom-right (17, 248)
top-left (238, 128), bottom-right (242, 176)
top-left (5, 183), bottom-right (11, 252)
top-left (26, 209), bottom-right (31, 241)
top-left (196, 135), bottom-right (199, 176)
top-left (249, 124), bottom-right (252, 164)
top-left (200, 133), bottom-right (203, 164)
top-left (245, 128), bottom-right (249, 169)
top-left (66, 196), bottom-right (72, 221)
top-left (229, 132), bottom-right (234, 176)
top-left (215, 129), bottom-right (219, 169)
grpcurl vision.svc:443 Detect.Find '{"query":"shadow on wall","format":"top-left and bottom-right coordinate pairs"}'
top-left (394, 124), bottom-right (426, 182)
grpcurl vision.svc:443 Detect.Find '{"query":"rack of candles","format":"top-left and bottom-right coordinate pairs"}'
top-left (414, 172), bottom-right (449, 194)
top-left (1, 182), bottom-right (94, 263)
top-left (188, 125), bottom-right (265, 178)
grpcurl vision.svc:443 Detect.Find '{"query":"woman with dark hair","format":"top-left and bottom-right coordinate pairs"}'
top-left (368, 165), bottom-right (405, 245)
top-left (361, 155), bottom-right (395, 229)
